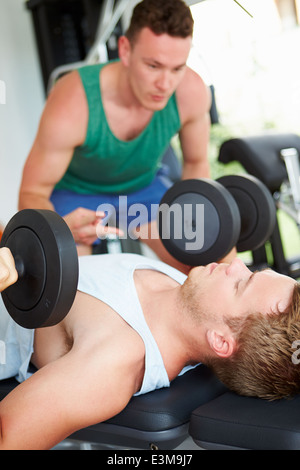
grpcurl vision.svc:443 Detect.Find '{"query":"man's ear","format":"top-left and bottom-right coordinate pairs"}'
top-left (206, 330), bottom-right (236, 358)
top-left (118, 35), bottom-right (131, 67)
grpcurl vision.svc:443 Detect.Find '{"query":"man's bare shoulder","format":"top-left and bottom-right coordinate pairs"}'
top-left (66, 322), bottom-right (146, 420)
top-left (71, 294), bottom-right (146, 394)
top-left (48, 70), bottom-right (85, 103)
top-left (41, 71), bottom-right (88, 146)
top-left (176, 67), bottom-right (211, 123)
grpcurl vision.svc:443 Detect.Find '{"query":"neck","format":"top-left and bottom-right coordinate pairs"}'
top-left (101, 62), bottom-right (154, 141)
top-left (115, 62), bottom-right (143, 110)
top-left (115, 63), bottom-right (154, 120)
top-left (135, 270), bottom-right (207, 377)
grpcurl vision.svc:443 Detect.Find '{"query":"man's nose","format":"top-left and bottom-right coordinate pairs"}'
top-left (226, 258), bottom-right (250, 276)
top-left (156, 71), bottom-right (171, 91)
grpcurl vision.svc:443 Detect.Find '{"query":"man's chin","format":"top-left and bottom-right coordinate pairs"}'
top-left (144, 99), bottom-right (169, 111)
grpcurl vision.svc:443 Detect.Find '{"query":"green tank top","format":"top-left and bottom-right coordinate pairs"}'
top-left (55, 62), bottom-right (181, 195)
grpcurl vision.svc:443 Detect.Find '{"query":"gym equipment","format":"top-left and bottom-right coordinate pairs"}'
top-left (0, 209), bottom-right (78, 329)
top-left (158, 178), bottom-right (240, 266)
top-left (189, 390), bottom-right (300, 450)
top-left (219, 133), bottom-right (300, 278)
top-left (218, 174), bottom-right (276, 253)
top-left (219, 133), bottom-right (300, 194)
top-left (158, 174), bottom-right (276, 266)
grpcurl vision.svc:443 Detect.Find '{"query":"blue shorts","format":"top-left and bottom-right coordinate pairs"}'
top-left (50, 166), bottom-right (173, 234)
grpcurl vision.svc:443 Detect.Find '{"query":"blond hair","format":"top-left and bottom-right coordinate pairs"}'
top-left (206, 282), bottom-right (300, 400)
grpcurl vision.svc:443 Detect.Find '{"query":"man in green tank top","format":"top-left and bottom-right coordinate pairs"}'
top-left (19, 0), bottom-right (211, 272)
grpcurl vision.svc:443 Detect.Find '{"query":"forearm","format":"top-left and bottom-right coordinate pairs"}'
top-left (180, 111), bottom-right (211, 181)
top-left (181, 158), bottom-right (210, 180)
top-left (18, 190), bottom-right (55, 211)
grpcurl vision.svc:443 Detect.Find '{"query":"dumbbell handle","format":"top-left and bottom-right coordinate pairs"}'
top-left (14, 255), bottom-right (25, 279)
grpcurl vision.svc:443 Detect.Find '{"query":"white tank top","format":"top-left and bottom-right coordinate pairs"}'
top-left (77, 253), bottom-right (190, 395)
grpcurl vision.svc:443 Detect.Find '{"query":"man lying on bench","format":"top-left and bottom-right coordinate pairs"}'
top-left (0, 247), bottom-right (299, 449)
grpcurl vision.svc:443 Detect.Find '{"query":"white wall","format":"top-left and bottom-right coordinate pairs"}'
top-left (0, 0), bottom-right (44, 226)
top-left (0, 0), bottom-right (204, 228)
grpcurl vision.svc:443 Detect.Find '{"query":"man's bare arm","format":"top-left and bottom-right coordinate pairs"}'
top-left (0, 335), bottom-right (142, 450)
top-left (19, 71), bottom-right (87, 212)
top-left (18, 72), bottom-right (122, 245)
top-left (177, 68), bottom-right (211, 180)
top-left (19, 72), bottom-right (86, 210)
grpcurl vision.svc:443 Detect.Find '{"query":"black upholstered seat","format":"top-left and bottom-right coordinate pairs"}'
top-left (189, 391), bottom-right (300, 450)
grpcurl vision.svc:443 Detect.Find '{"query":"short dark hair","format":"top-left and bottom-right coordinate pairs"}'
top-left (126, 0), bottom-right (194, 44)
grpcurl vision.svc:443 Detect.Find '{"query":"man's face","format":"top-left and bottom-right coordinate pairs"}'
top-left (122, 27), bottom-right (192, 111)
top-left (187, 258), bottom-right (296, 323)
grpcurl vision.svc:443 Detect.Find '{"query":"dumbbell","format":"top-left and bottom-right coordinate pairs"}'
top-left (158, 174), bottom-right (276, 266)
top-left (0, 209), bottom-right (78, 329)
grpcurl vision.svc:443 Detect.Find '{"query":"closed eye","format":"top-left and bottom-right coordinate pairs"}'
top-left (235, 272), bottom-right (257, 293)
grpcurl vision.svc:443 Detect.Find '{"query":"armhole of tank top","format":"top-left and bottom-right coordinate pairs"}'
top-left (77, 64), bottom-right (104, 149)
top-left (172, 92), bottom-right (181, 130)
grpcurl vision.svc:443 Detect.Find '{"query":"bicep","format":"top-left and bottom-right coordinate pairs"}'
top-left (177, 70), bottom-right (211, 177)
top-left (20, 72), bottom-right (88, 198)
top-left (0, 349), bottom-right (135, 450)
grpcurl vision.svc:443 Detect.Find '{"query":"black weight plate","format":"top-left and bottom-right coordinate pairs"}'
top-left (218, 175), bottom-right (276, 252)
top-left (3, 227), bottom-right (46, 311)
top-left (0, 209), bottom-right (78, 329)
top-left (158, 179), bottom-right (241, 266)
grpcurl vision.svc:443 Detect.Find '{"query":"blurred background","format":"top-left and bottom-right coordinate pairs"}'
top-left (0, 0), bottom-right (299, 263)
